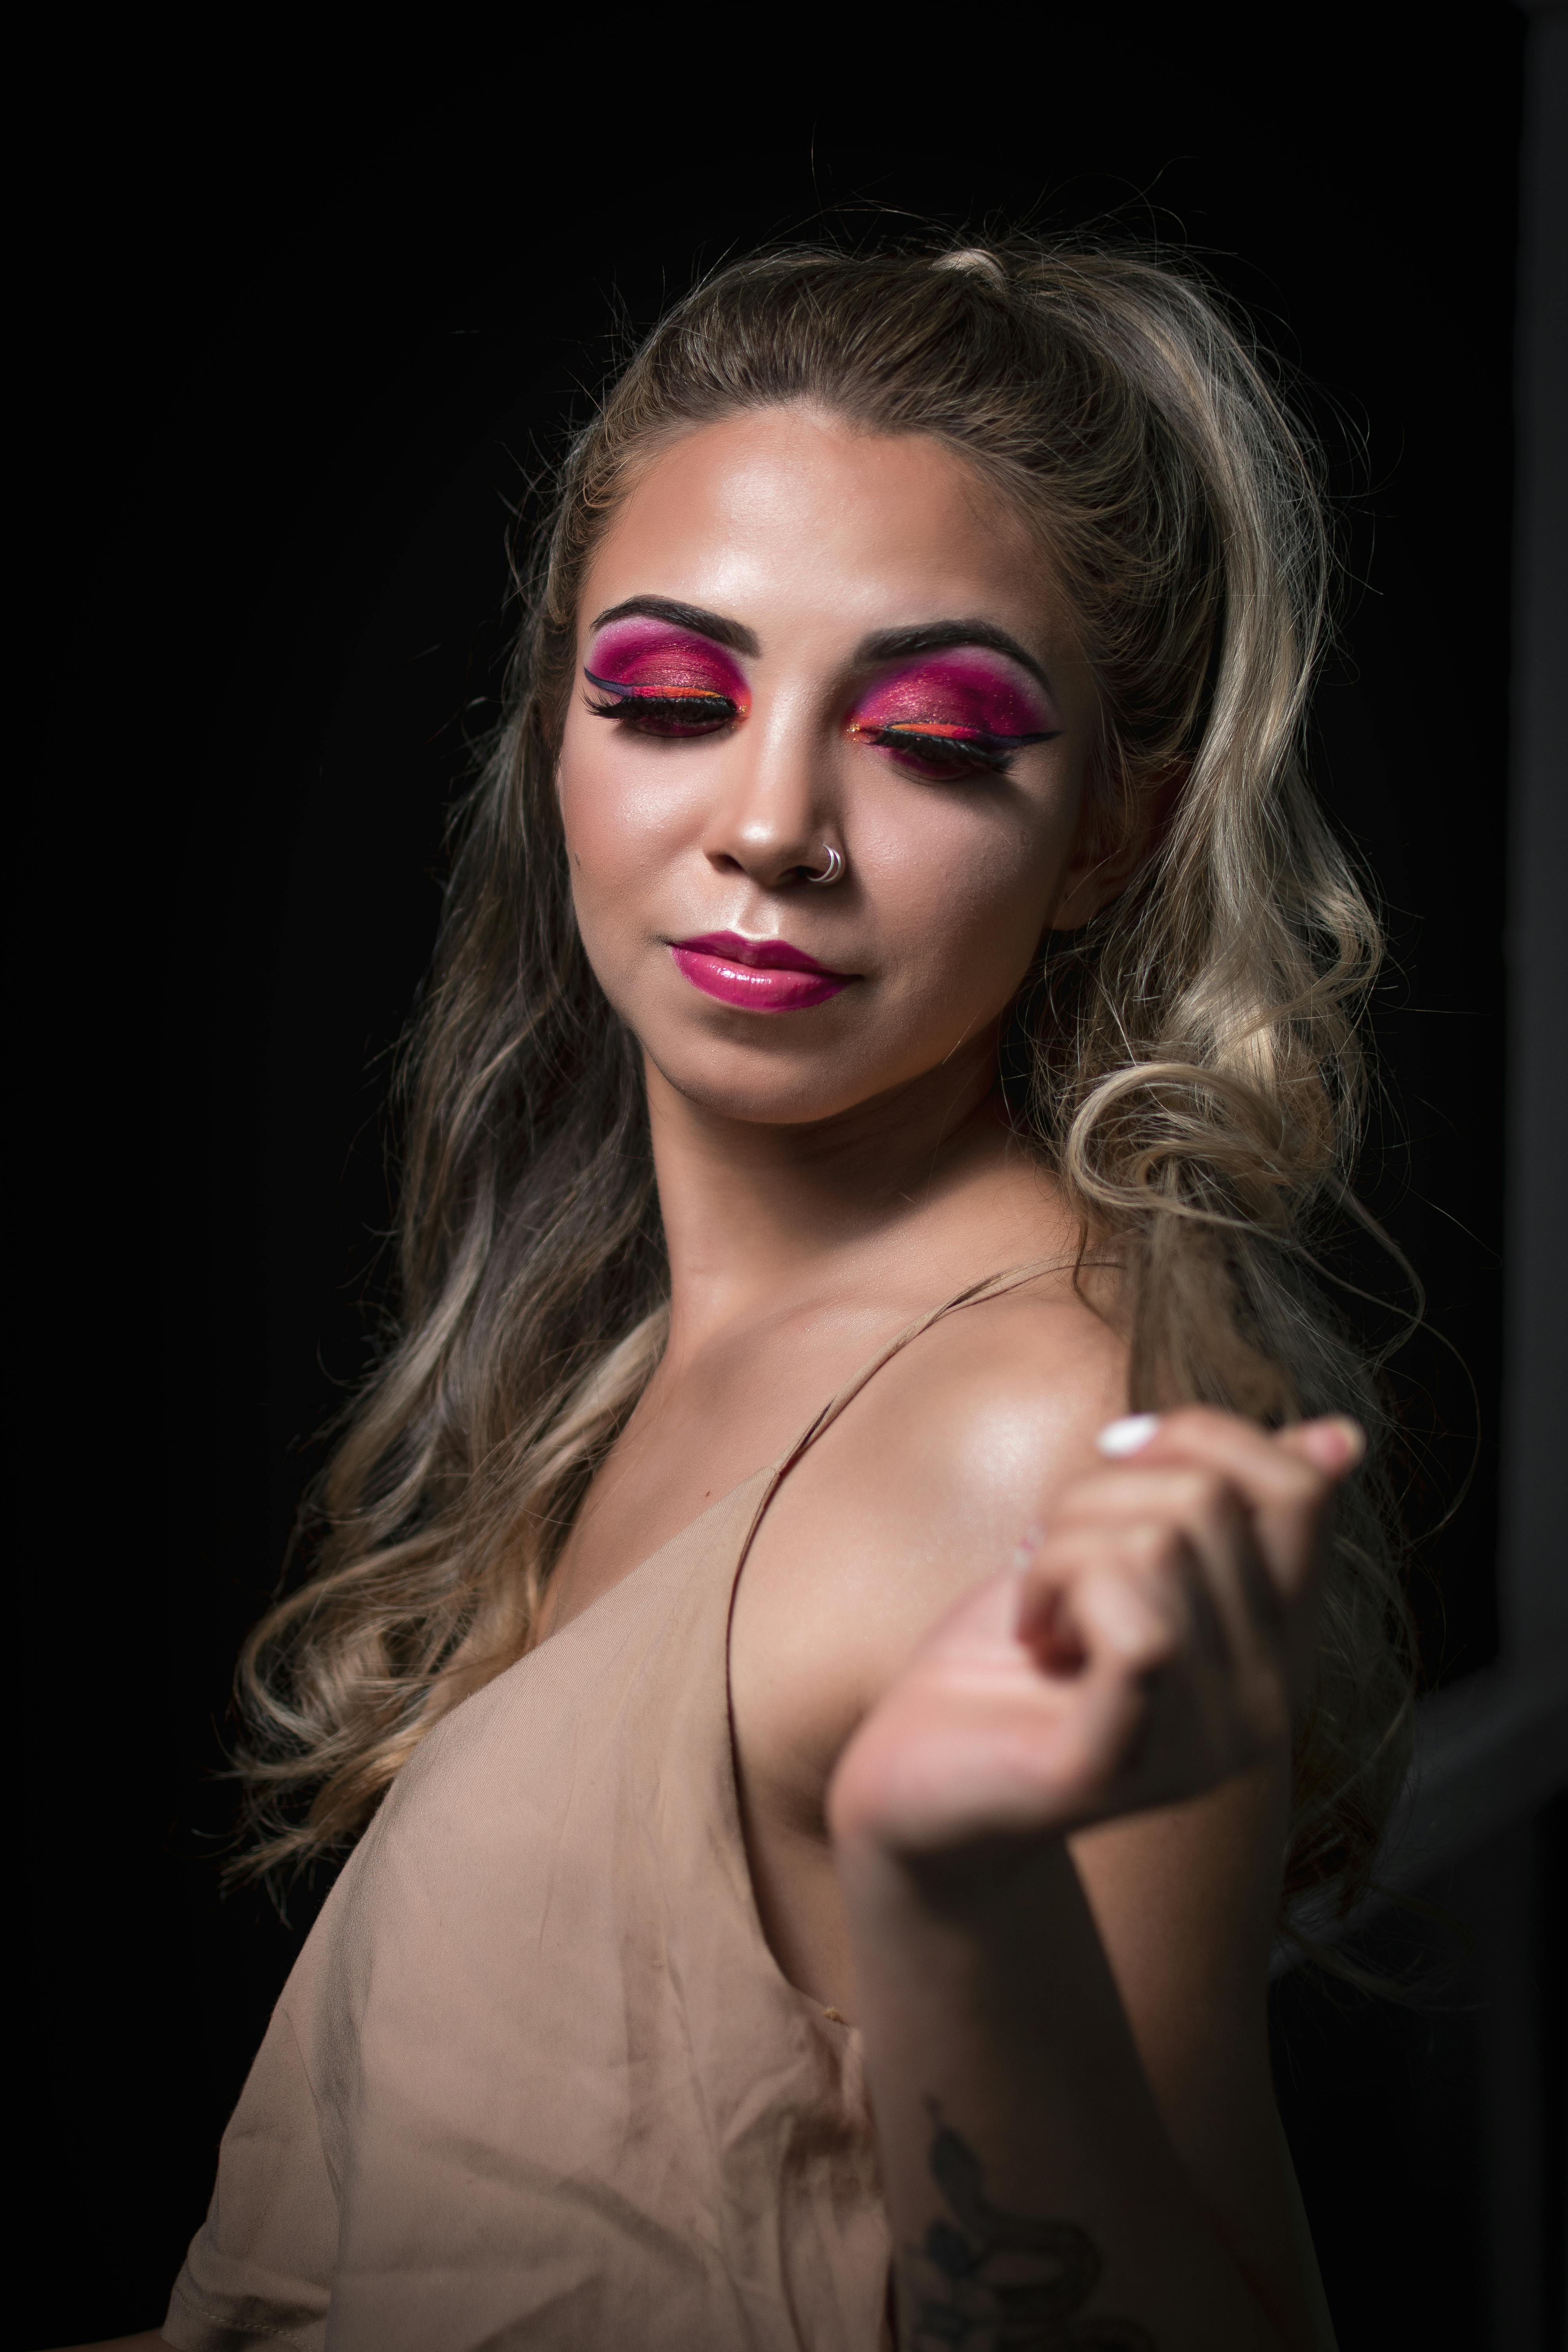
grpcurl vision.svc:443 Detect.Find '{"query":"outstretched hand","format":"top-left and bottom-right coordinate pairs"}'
top-left (826, 1405), bottom-right (1363, 1860)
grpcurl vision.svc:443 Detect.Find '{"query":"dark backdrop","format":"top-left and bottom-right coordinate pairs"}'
top-left (22, 13), bottom-right (1526, 2345)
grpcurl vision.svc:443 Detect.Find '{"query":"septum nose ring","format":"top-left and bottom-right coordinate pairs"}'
top-left (805, 845), bottom-right (845, 886)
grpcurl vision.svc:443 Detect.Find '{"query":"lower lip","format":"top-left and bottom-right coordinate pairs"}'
top-left (670, 946), bottom-right (849, 1011)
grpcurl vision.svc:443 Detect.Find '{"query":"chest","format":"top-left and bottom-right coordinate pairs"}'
top-left (541, 1308), bottom-right (902, 1639)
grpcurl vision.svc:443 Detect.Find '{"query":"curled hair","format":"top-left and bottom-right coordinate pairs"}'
top-left (234, 235), bottom-right (1414, 1936)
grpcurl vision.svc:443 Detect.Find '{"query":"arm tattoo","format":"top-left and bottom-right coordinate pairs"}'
top-left (895, 2104), bottom-right (1155, 2349)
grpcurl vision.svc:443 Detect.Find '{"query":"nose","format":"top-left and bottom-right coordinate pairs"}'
top-left (699, 703), bottom-right (840, 891)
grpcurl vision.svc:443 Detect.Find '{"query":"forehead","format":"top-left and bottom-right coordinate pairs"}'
top-left (584, 405), bottom-right (1054, 642)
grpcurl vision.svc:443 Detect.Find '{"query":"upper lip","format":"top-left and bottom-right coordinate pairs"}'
top-left (671, 930), bottom-right (851, 978)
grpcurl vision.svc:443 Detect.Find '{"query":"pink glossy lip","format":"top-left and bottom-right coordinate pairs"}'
top-left (669, 930), bottom-right (852, 1012)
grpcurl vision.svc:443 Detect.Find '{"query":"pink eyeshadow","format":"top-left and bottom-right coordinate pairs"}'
top-left (588, 619), bottom-right (750, 704)
top-left (850, 650), bottom-right (1055, 739)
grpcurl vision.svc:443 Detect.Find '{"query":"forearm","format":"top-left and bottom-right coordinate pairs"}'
top-left (840, 1832), bottom-right (1290, 2352)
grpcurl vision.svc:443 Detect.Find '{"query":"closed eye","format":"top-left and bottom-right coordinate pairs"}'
top-left (850, 719), bottom-right (1056, 781)
top-left (584, 672), bottom-right (739, 739)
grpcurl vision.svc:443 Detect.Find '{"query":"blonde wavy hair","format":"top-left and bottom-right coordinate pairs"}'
top-left (234, 235), bottom-right (1415, 1937)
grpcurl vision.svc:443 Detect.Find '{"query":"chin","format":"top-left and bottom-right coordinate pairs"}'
top-left (640, 1026), bottom-right (908, 1127)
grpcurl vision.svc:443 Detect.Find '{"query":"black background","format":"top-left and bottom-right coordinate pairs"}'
top-left (22, 11), bottom-right (1530, 2345)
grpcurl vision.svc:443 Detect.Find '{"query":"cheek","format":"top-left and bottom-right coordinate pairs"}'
top-left (557, 718), bottom-right (700, 899)
top-left (861, 789), bottom-right (1079, 1003)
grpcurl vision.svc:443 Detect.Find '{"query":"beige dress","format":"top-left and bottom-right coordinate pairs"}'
top-left (164, 1271), bottom-right (1045, 2352)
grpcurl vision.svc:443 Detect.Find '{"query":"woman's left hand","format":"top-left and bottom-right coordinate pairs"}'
top-left (826, 1405), bottom-right (1364, 1860)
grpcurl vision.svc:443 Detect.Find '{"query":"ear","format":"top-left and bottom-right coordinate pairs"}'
top-left (1047, 761), bottom-right (1187, 931)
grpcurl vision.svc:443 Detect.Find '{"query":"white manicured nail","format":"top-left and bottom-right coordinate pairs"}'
top-left (1096, 1413), bottom-right (1160, 1457)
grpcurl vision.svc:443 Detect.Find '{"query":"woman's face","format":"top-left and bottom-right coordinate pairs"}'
top-left (558, 405), bottom-right (1104, 1127)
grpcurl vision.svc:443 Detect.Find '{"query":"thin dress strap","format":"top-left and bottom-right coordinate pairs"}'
top-left (732, 1254), bottom-right (1075, 1573)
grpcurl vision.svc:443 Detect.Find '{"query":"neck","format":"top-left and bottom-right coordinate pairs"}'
top-left (645, 1029), bottom-right (1062, 1357)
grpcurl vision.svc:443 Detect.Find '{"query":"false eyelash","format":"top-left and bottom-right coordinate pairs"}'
top-left (860, 722), bottom-right (1056, 776)
top-left (584, 692), bottom-right (738, 723)
top-left (583, 669), bottom-right (738, 725)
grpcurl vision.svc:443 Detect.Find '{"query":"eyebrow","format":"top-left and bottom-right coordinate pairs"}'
top-left (586, 599), bottom-right (1054, 698)
top-left (851, 620), bottom-right (1055, 698)
top-left (588, 595), bottom-right (760, 656)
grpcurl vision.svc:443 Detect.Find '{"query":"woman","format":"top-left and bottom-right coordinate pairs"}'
top-left (85, 237), bottom-right (1411, 2351)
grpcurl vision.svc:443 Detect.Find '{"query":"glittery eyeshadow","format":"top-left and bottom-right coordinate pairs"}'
top-left (848, 649), bottom-right (1055, 744)
top-left (586, 619), bottom-right (750, 706)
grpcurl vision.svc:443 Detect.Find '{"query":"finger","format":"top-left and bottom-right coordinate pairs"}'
top-left (1277, 1417), bottom-right (1367, 1475)
top-left (1094, 1406), bottom-right (1350, 1595)
top-left (1029, 1542), bottom-right (1275, 1805)
top-left (1018, 1528), bottom-right (1294, 1805)
top-left (1071, 1528), bottom-right (1294, 1757)
top-left (1100, 1404), bottom-right (1359, 1495)
top-left (1076, 1549), bottom-right (1290, 1789)
top-left (1018, 1523), bottom-right (1207, 1681)
top-left (1068, 1543), bottom-right (1198, 1681)
top-left (1100, 1405), bottom-right (1363, 1494)
top-left (1044, 1465), bottom-right (1287, 1673)
top-left (1051, 1463), bottom-right (1250, 1554)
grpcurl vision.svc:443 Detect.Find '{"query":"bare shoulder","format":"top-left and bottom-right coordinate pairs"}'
top-left (752, 1270), bottom-right (1128, 1617)
top-left (854, 1270), bottom-right (1132, 1522)
top-left (733, 1274), bottom-right (1128, 1798)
